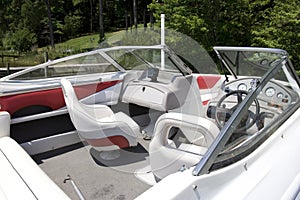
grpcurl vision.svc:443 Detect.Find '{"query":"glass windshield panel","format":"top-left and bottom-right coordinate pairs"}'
top-left (220, 50), bottom-right (286, 78)
top-left (106, 48), bottom-right (181, 73)
top-left (101, 28), bottom-right (219, 74)
top-left (9, 68), bottom-right (47, 80)
top-left (106, 49), bottom-right (149, 70)
top-left (10, 53), bottom-right (118, 80)
top-left (134, 49), bottom-right (180, 72)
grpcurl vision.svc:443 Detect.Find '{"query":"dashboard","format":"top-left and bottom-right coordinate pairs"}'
top-left (224, 78), bottom-right (293, 112)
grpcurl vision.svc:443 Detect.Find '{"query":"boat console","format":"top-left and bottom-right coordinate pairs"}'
top-left (122, 69), bottom-right (192, 111)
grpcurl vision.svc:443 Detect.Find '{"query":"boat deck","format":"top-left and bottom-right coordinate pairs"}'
top-left (32, 138), bottom-right (153, 200)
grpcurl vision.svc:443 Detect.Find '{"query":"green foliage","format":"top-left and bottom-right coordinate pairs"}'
top-left (63, 14), bottom-right (83, 38)
top-left (250, 0), bottom-right (300, 68)
top-left (1, 0), bottom-right (299, 70)
top-left (149, 0), bottom-right (300, 69)
top-left (3, 28), bottom-right (37, 52)
top-left (149, 0), bottom-right (252, 54)
top-left (21, 0), bottom-right (46, 33)
top-left (149, 0), bottom-right (207, 40)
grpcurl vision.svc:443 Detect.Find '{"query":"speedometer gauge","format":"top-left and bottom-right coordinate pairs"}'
top-left (277, 92), bottom-right (283, 99)
top-left (237, 83), bottom-right (247, 91)
top-left (265, 87), bottom-right (276, 97)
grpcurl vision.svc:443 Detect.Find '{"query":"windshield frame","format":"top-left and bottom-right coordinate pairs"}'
top-left (193, 47), bottom-right (300, 176)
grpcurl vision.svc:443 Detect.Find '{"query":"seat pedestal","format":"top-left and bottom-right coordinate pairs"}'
top-left (99, 149), bottom-right (121, 160)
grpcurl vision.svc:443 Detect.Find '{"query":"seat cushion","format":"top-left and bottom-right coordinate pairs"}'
top-left (84, 112), bottom-right (140, 149)
top-left (114, 112), bottom-right (140, 138)
top-left (0, 137), bottom-right (70, 199)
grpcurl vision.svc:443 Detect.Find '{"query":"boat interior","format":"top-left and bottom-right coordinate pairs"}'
top-left (1, 45), bottom-right (299, 199)
top-left (1, 62), bottom-right (227, 199)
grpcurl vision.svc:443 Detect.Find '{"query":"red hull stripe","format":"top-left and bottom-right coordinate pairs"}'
top-left (197, 75), bottom-right (221, 89)
top-left (86, 136), bottom-right (129, 149)
top-left (1, 80), bottom-right (121, 115)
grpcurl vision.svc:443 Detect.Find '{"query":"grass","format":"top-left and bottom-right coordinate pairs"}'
top-left (0, 24), bottom-right (163, 68)
top-left (42, 33), bottom-right (101, 54)
top-left (42, 31), bottom-right (122, 53)
top-left (0, 31), bottom-right (124, 68)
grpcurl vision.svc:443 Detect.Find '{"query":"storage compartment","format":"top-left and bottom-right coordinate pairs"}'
top-left (122, 75), bottom-right (192, 111)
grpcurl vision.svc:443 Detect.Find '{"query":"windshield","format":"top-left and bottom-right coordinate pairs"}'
top-left (6, 45), bottom-right (192, 81)
top-left (215, 47), bottom-right (289, 79)
top-left (100, 28), bottom-right (219, 74)
top-left (106, 48), bottom-right (184, 74)
top-left (8, 53), bottom-right (118, 81)
top-left (193, 47), bottom-right (300, 175)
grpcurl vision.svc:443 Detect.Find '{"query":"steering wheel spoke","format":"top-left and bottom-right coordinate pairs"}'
top-left (237, 92), bottom-right (244, 103)
top-left (215, 90), bottom-right (260, 132)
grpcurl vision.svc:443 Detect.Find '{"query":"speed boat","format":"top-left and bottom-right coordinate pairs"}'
top-left (0, 28), bottom-right (299, 200)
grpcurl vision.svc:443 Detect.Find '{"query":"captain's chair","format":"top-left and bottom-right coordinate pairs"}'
top-left (149, 113), bottom-right (219, 180)
top-left (60, 78), bottom-right (140, 159)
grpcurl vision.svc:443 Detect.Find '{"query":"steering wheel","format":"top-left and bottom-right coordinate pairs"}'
top-left (215, 90), bottom-right (260, 132)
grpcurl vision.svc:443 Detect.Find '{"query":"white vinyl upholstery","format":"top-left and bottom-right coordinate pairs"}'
top-left (149, 113), bottom-right (219, 180)
top-left (0, 111), bottom-right (10, 138)
top-left (0, 111), bottom-right (69, 200)
top-left (60, 78), bottom-right (139, 149)
top-left (0, 137), bottom-right (70, 199)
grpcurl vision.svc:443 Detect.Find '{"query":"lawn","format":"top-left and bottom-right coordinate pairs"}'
top-left (0, 31), bottom-right (123, 68)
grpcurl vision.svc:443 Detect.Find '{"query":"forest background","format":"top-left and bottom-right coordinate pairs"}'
top-left (0, 0), bottom-right (299, 72)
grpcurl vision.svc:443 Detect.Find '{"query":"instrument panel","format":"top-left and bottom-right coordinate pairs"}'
top-left (225, 78), bottom-right (292, 111)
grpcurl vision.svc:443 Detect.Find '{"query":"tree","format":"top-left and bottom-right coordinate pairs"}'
top-left (0, 0), bottom-right (11, 48)
top-left (149, 0), bottom-right (300, 69)
top-left (0, 1), bottom-right (10, 34)
top-left (133, 0), bottom-right (137, 29)
top-left (250, 0), bottom-right (300, 68)
top-left (72, 0), bottom-right (94, 34)
top-left (63, 14), bottom-right (83, 38)
top-left (89, 0), bottom-right (94, 32)
top-left (45, 0), bottom-right (55, 48)
top-left (3, 28), bottom-right (37, 52)
top-left (99, 0), bottom-right (104, 42)
top-left (149, 0), bottom-right (211, 48)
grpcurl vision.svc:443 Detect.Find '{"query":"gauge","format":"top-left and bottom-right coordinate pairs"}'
top-left (265, 87), bottom-right (276, 97)
top-left (277, 92), bottom-right (284, 99)
top-left (237, 83), bottom-right (247, 91)
top-left (250, 78), bottom-right (260, 89)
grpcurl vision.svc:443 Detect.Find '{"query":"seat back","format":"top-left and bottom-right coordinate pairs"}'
top-left (60, 78), bottom-right (109, 133)
top-left (60, 78), bottom-right (138, 149)
top-left (149, 113), bottom-right (219, 180)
